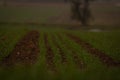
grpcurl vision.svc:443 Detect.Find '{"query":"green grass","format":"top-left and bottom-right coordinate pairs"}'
top-left (69, 30), bottom-right (120, 61)
top-left (0, 2), bottom-right (120, 80)
top-left (0, 25), bottom-right (120, 80)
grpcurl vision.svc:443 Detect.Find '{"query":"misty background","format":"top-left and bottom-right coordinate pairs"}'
top-left (0, 0), bottom-right (120, 26)
top-left (0, 0), bottom-right (120, 3)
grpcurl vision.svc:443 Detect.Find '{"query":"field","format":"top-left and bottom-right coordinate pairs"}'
top-left (0, 2), bottom-right (120, 80)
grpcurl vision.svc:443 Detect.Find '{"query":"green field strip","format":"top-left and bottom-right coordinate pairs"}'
top-left (61, 33), bottom-right (120, 80)
top-left (46, 33), bottom-right (59, 70)
top-left (45, 32), bottom-right (71, 72)
top-left (36, 32), bottom-right (46, 67)
top-left (51, 32), bottom-right (120, 80)
top-left (43, 32), bottom-right (57, 72)
top-left (48, 33), bottom-right (64, 67)
top-left (0, 30), bottom-right (120, 80)
top-left (61, 33), bottom-right (105, 66)
top-left (56, 33), bottom-right (85, 69)
top-left (50, 33), bottom-right (68, 65)
top-left (68, 31), bottom-right (120, 61)
top-left (29, 32), bottom-right (49, 80)
top-left (54, 33), bottom-right (75, 66)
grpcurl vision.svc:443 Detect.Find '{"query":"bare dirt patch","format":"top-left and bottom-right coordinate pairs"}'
top-left (66, 33), bottom-right (120, 67)
top-left (1, 31), bottom-right (39, 66)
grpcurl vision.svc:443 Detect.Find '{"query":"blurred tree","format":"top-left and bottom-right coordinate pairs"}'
top-left (82, 0), bottom-right (91, 25)
top-left (70, 0), bottom-right (91, 26)
top-left (70, 0), bottom-right (82, 20)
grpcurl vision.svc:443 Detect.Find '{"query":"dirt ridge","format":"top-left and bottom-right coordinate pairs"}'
top-left (1, 31), bottom-right (39, 66)
top-left (58, 34), bottom-right (85, 69)
top-left (44, 34), bottom-right (56, 72)
top-left (66, 33), bottom-right (120, 67)
top-left (51, 35), bottom-right (67, 64)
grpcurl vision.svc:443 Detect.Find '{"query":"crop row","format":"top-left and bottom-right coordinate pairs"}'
top-left (0, 28), bottom-right (28, 61)
top-left (66, 31), bottom-right (120, 61)
top-left (1, 30), bottom-right (120, 68)
top-left (0, 30), bottom-right (120, 80)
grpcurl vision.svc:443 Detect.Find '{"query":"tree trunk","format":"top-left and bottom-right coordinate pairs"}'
top-left (82, 0), bottom-right (91, 25)
top-left (70, 0), bottom-right (92, 26)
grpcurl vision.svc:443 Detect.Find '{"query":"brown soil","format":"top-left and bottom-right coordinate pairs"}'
top-left (58, 35), bottom-right (85, 69)
top-left (1, 31), bottom-right (39, 66)
top-left (66, 33), bottom-right (120, 67)
top-left (44, 34), bottom-right (56, 72)
top-left (51, 35), bottom-right (67, 64)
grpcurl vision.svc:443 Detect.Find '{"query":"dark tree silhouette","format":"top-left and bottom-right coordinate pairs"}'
top-left (82, 0), bottom-right (91, 25)
top-left (70, 0), bottom-right (82, 20)
top-left (70, 0), bottom-right (91, 26)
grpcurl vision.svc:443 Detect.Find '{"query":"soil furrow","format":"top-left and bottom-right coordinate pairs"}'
top-left (72, 51), bottom-right (85, 69)
top-left (44, 34), bottom-right (56, 72)
top-left (51, 35), bottom-right (67, 64)
top-left (65, 33), bottom-right (120, 67)
top-left (58, 35), bottom-right (85, 69)
top-left (1, 31), bottom-right (40, 66)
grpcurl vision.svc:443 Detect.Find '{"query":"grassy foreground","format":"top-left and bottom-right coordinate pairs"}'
top-left (0, 25), bottom-right (120, 80)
